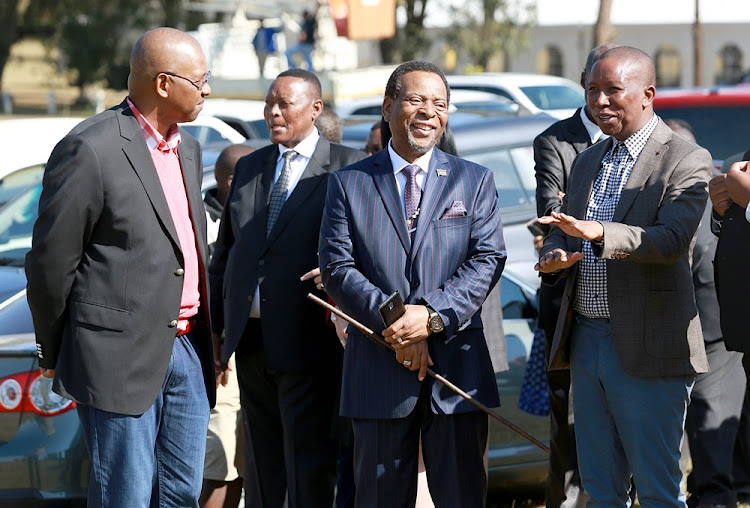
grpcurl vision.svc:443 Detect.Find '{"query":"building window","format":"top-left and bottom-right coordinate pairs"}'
top-left (716, 44), bottom-right (743, 84)
top-left (655, 45), bottom-right (681, 88)
top-left (536, 45), bottom-right (563, 77)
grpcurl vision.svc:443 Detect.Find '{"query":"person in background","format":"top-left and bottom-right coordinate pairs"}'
top-left (537, 46), bottom-right (711, 507)
top-left (285, 10), bottom-right (316, 71)
top-left (532, 43), bottom-right (616, 508)
top-left (252, 19), bottom-right (280, 79)
top-left (200, 143), bottom-right (256, 508)
top-left (25, 27), bottom-right (215, 507)
top-left (365, 121), bottom-right (382, 155)
top-left (315, 106), bottom-right (343, 144)
top-left (204, 144), bottom-right (255, 249)
top-left (209, 68), bottom-right (364, 507)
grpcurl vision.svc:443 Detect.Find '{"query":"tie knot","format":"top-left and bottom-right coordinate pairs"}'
top-left (282, 150), bottom-right (298, 162)
top-left (403, 164), bottom-right (420, 178)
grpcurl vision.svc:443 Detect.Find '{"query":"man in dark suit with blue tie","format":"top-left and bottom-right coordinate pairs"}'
top-left (319, 60), bottom-right (506, 506)
top-left (209, 69), bottom-right (365, 507)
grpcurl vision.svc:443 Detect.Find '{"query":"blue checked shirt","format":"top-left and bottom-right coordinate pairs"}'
top-left (573, 115), bottom-right (658, 318)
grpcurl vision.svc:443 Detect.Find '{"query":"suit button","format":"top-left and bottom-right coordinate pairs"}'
top-left (169, 320), bottom-right (178, 328)
top-left (248, 295), bottom-right (253, 302)
top-left (175, 268), bottom-right (185, 276)
top-left (258, 260), bottom-right (265, 266)
top-left (411, 281), bottom-right (420, 288)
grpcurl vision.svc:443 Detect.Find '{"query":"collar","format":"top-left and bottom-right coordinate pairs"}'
top-left (580, 107), bottom-right (606, 144)
top-left (614, 114), bottom-right (658, 160)
top-left (387, 140), bottom-right (433, 176)
top-left (126, 97), bottom-right (181, 152)
top-left (278, 128), bottom-right (320, 161)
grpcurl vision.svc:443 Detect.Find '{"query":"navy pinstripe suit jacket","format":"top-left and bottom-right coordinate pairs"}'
top-left (319, 148), bottom-right (506, 419)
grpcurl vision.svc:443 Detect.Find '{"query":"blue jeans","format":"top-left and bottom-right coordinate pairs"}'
top-left (77, 333), bottom-right (210, 508)
top-left (285, 43), bottom-right (314, 71)
top-left (570, 316), bottom-right (693, 508)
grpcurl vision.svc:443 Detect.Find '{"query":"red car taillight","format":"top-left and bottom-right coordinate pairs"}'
top-left (0, 371), bottom-right (76, 416)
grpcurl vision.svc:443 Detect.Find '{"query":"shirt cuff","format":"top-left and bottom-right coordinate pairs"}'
top-left (745, 202), bottom-right (750, 224)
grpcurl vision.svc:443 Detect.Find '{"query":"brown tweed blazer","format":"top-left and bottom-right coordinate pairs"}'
top-left (541, 117), bottom-right (711, 378)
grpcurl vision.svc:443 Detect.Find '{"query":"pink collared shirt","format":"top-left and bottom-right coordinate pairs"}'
top-left (126, 98), bottom-right (200, 333)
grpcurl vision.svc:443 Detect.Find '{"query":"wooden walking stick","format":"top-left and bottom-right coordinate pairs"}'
top-left (307, 293), bottom-right (550, 454)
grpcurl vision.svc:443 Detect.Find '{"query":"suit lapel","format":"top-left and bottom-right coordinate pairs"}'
top-left (265, 137), bottom-right (331, 246)
top-left (177, 136), bottom-right (206, 263)
top-left (613, 119), bottom-right (671, 223)
top-left (411, 149), bottom-right (450, 255)
top-left (372, 151), bottom-right (411, 253)
top-left (119, 106), bottom-right (182, 253)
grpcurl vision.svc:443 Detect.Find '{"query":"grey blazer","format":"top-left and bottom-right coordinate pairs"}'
top-left (541, 118), bottom-right (711, 378)
top-left (25, 101), bottom-right (215, 415)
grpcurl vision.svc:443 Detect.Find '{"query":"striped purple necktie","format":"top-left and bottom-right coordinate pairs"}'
top-left (403, 164), bottom-right (421, 239)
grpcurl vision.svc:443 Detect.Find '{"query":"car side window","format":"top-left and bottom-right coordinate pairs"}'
top-left (465, 148), bottom-right (531, 209)
top-left (500, 276), bottom-right (536, 320)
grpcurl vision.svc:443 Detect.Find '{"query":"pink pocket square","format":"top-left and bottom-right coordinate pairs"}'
top-left (440, 201), bottom-right (468, 219)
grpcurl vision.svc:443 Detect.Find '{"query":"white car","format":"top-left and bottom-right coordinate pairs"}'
top-left (198, 99), bottom-right (268, 139)
top-left (180, 114), bottom-right (246, 146)
top-left (447, 73), bottom-right (584, 120)
top-left (336, 89), bottom-right (522, 119)
top-left (0, 117), bottom-right (85, 207)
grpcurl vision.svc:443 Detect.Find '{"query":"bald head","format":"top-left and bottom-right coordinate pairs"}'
top-left (587, 45), bottom-right (656, 141)
top-left (127, 27), bottom-right (210, 134)
top-left (597, 46), bottom-right (656, 88)
top-left (215, 144), bottom-right (254, 204)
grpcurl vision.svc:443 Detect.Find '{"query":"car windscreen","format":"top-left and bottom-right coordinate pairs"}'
top-left (464, 145), bottom-right (536, 210)
top-left (0, 183), bottom-right (41, 267)
top-left (519, 85), bottom-right (584, 111)
top-left (655, 105), bottom-right (750, 161)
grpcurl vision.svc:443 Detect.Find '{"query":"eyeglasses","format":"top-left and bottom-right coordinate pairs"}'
top-left (156, 71), bottom-right (211, 91)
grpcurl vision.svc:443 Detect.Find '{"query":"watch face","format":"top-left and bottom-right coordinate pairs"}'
top-left (429, 315), bottom-right (444, 332)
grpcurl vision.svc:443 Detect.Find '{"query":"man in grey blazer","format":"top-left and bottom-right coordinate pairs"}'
top-left (319, 61), bottom-right (506, 506)
top-left (533, 43), bottom-right (615, 508)
top-left (25, 28), bottom-right (215, 506)
top-left (209, 69), bottom-right (365, 507)
top-left (537, 46), bottom-right (711, 507)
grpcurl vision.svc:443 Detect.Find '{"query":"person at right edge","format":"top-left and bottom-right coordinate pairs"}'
top-left (533, 42), bottom-right (616, 508)
top-left (319, 60), bottom-right (506, 506)
top-left (536, 46), bottom-right (710, 507)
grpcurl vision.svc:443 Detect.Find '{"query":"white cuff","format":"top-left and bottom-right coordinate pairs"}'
top-left (745, 202), bottom-right (750, 224)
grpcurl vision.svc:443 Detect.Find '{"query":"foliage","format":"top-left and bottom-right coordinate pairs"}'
top-left (447, 0), bottom-right (536, 71)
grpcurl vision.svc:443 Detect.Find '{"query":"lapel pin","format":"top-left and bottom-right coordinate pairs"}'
top-left (436, 168), bottom-right (447, 177)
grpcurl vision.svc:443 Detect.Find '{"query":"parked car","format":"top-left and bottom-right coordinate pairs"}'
top-left (198, 98), bottom-right (268, 139)
top-left (447, 73), bottom-right (584, 120)
top-left (179, 114), bottom-right (246, 147)
top-left (335, 89), bottom-right (523, 119)
top-left (0, 117), bottom-right (84, 208)
top-left (653, 86), bottom-right (750, 168)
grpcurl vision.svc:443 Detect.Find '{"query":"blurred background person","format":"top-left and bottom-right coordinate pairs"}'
top-left (252, 20), bottom-right (280, 79)
top-left (365, 121), bottom-right (382, 155)
top-left (315, 106), bottom-right (343, 144)
top-left (201, 143), bottom-right (256, 508)
top-left (285, 9), bottom-right (316, 71)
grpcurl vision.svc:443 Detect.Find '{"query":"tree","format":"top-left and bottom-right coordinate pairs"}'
top-left (447, 0), bottom-right (536, 71)
top-left (593, 0), bottom-right (616, 46)
top-left (0, 0), bottom-right (23, 94)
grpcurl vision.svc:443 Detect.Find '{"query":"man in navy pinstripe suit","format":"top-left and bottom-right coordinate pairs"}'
top-left (319, 61), bottom-right (506, 507)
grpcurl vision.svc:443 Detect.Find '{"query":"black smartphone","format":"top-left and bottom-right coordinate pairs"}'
top-left (378, 291), bottom-right (406, 327)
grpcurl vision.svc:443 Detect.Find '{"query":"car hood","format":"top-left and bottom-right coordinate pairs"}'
top-left (0, 266), bottom-right (26, 304)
